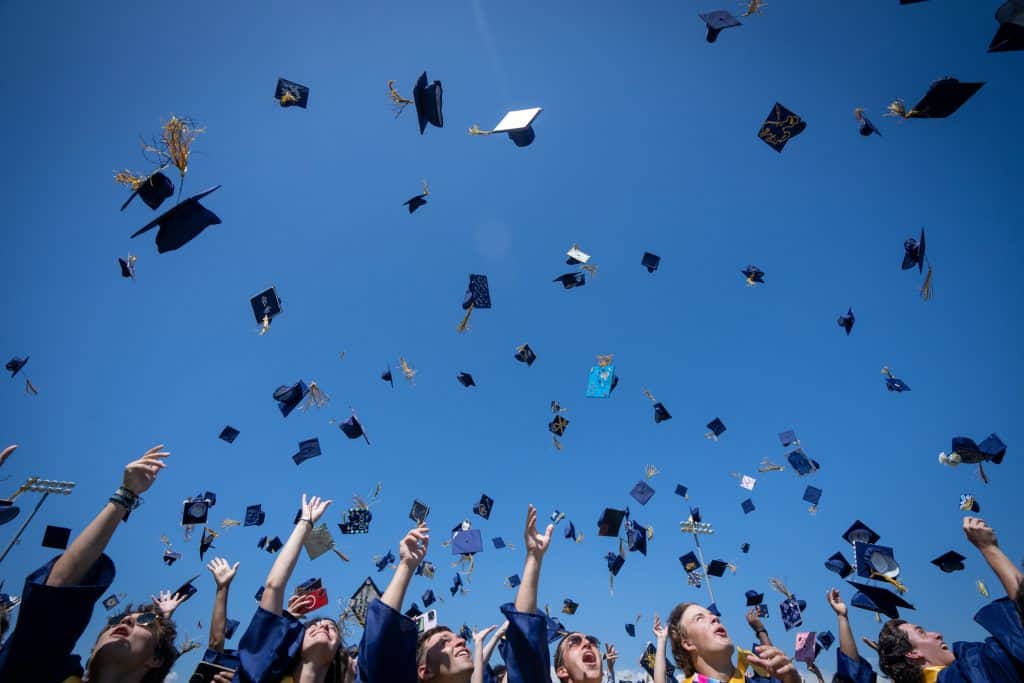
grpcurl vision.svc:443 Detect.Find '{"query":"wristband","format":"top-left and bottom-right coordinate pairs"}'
top-left (298, 518), bottom-right (313, 526)
top-left (110, 486), bottom-right (141, 522)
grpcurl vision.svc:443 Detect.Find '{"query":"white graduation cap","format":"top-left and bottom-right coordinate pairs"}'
top-left (470, 107), bottom-right (543, 147)
top-left (566, 243), bottom-right (590, 264)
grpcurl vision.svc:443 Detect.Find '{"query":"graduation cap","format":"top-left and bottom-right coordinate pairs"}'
top-left (472, 494), bottom-right (493, 520)
top-left (273, 380), bottom-right (309, 418)
top-left (741, 498), bottom-right (755, 514)
top-left (553, 272), bottom-right (586, 289)
top-left (129, 186), bottom-right (222, 253)
top-left (250, 286), bottom-right (283, 330)
top-left (855, 543), bottom-right (900, 580)
top-left (842, 520), bottom-right (880, 546)
top-left (224, 618), bottom-right (240, 640)
top-left (492, 537), bottom-right (507, 549)
top-left (825, 552), bottom-right (853, 578)
top-left (931, 550), bottom-right (966, 573)
top-left (244, 504), bottom-right (265, 527)
top-left (173, 575), bottom-right (201, 603)
top-left (120, 171), bottom-right (175, 211)
top-left (641, 642), bottom-right (677, 678)
top-left (564, 521), bottom-right (578, 542)
top-left (745, 590), bottom-right (764, 606)
top-left (266, 537), bottom-right (283, 553)
top-left (788, 449), bottom-right (820, 476)
top-left (625, 519), bottom-right (648, 555)
top-left (41, 525), bottom-right (71, 550)
top-left (515, 344), bottom-right (537, 366)
top-left (103, 595), bottom-right (120, 610)
top-left (586, 362), bottom-right (616, 398)
top-left (846, 580), bottom-right (915, 619)
top-left (629, 481), bottom-right (655, 505)
top-left (837, 308), bottom-right (855, 335)
top-left (679, 552), bottom-right (700, 573)
top-left (606, 551), bottom-right (626, 576)
top-left (699, 10), bottom-right (742, 42)
top-left (566, 244), bottom-right (591, 264)
top-left (275, 78), bottom-right (310, 108)
top-left (375, 550), bottom-right (395, 572)
top-left (451, 528), bottom-right (483, 555)
top-left (675, 484), bottom-right (689, 499)
top-left (758, 103), bottom-right (806, 152)
top-left (381, 366), bottom-right (394, 387)
top-left (901, 229), bottom-right (927, 272)
top-left (989, 0), bottom-right (1024, 52)
top-left (653, 403), bottom-right (671, 423)
top-left (779, 430), bottom-right (799, 447)
top-left (409, 499), bottom-right (430, 525)
top-left (118, 255), bottom-right (137, 280)
top-left (597, 508), bottom-right (627, 537)
top-left (742, 265), bottom-right (766, 285)
top-left (625, 623), bottom-right (636, 637)
top-left (561, 598), bottom-right (579, 615)
top-left (163, 549), bottom-right (182, 566)
top-left (345, 577), bottom-right (382, 626)
top-left (505, 574), bottom-right (522, 589)
top-left (338, 508), bottom-right (372, 534)
top-left (940, 433), bottom-right (1006, 466)
top-left (218, 426), bottom-right (239, 444)
top-left (337, 411), bottom-right (370, 445)
top-left (705, 417), bottom-right (727, 440)
top-left (469, 107), bottom-right (543, 147)
top-left (803, 486), bottom-right (822, 511)
top-left (6, 357), bottom-right (28, 377)
top-left (779, 597), bottom-right (804, 631)
top-left (182, 497), bottom-right (211, 526)
top-left (411, 72), bottom-right (443, 134)
top-left (403, 180), bottom-right (430, 213)
top-left (706, 560), bottom-right (729, 577)
top-left (292, 438), bottom-right (322, 465)
top-left (740, 542), bottom-right (750, 553)
top-left (450, 573), bottom-right (465, 597)
top-left (200, 527), bottom-right (216, 559)
top-left (817, 631), bottom-right (835, 651)
top-left (415, 561), bottom-right (436, 579)
top-left (549, 415), bottom-right (569, 436)
top-left (641, 252), bottom-right (661, 273)
top-left (853, 108), bottom-right (881, 137)
top-left (457, 372), bottom-right (476, 388)
top-left (304, 524), bottom-right (336, 560)
top-left (959, 494), bottom-right (980, 513)
top-left (888, 78), bottom-right (984, 119)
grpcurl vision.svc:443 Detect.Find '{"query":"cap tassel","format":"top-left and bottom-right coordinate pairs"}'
top-left (886, 99), bottom-right (908, 119)
top-left (977, 580), bottom-right (989, 597)
top-left (114, 169), bottom-right (146, 189)
top-left (468, 124), bottom-right (493, 136)
top-left (457, 303), bottom-right (474, 333)
top-left (399, 357), bottom-right (416, 384)
top-left (221, 519), bottom-right (241, 528)
top-left (759, 458), bottom-right (784, 473)
top-left (160, 115), bottom-right (204, 197)
top-left (387, 80), bottom-right (413, 117)
top-left (862, 637), bottom-right (880, 652)
top-left (24, 379), bottom-right (38, 396)
top-left (552, 436), bottom-right (563, 451)
top-left (705, 431), bottom-right (720, 442)
top-left (978, 463), bottom-right (989, 485)
top-left (740, 0), bottom-right (765, 17)
top-left (769, 577), bottom-right (793, 600)
top-left (258, 315), bottom-right (271, 336)
top-left (644, 464), bottom-right (660, 479)
top-left (279, 91), bottom-right (298, 107)
top-left (581, 263), bottom-right (599, 276)
top-left (302, 381), bottom-right (330, 411)
top-left (808, 504), bottom-right (818, 515)
top-left (870, 571), bottom-right (907, 594)
top-left (920, 264), bottom-right (933, 301)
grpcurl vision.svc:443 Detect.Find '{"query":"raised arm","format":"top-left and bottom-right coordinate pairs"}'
top-left (206, 557), bottom-right (240, 652)
top-left (48, 445), bottom-right (169, 587)
top-left (513, 505), bottom-right (553, 614)
top-left (472, 624), bottom-right (501, 683)
top-left (964, 517), bottom-right (1023, 599)
top-left (604, 643), bottom-right (619, 683)
top-left (652, 615), bottom-right (669, 683)
top-left (746, 606), bottom-right (773, 647)
top-left (260, 494), bottom-right (331, 615)
top-left (828, 588), bottom-right (859, 662)
top-left (381, 525), bottom-right (429, 611)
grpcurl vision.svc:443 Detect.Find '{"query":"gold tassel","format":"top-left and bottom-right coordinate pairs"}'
top-left (387, 80), bottom-right (413, 111)
top-left (596, 354), bottom-right (614, 367)
top-left (456, 304), bottom-right (474, 333)
top-left (920, 265), bottom-right (933, 301)
top-left (740, 0), bottom-right (765, 17)
top-left (759, 458), bottom-right (784, 473)
top-left (644, 464), bottom-right (660, 479)
top-left (399, 357), bottom-right (416, 383)
top-left (113, 170), bottom-right (145, 189)
top-left (160, 115), bottom-right (204, 179)
top-left (552, 436), bottom-right (563, 451)
top-left (886, 99), bottom-right (908, 118)
top-left (977, 579), bottom-right (989, 597)
top-left (468, 124), bottom-right (492, 136)
top-left (421, 179), bottom-right (429, 197)
top-left (258, 315), bottom-right (270, 336)
top-left (769, 577), bottom-right (792, 599)
top-left (870, 572), bottom-right (907, 594)
top-left (642, 389), bottom-right (656, 403)
top-left (221, 519), bottom-right (241, 528)
top-left (580, 263), bottom-right (599, 276)
top-left (575, 534), bottom-right (584, 544)
top-left (302, 381), bottom-right (330, 410)
top-left (279, 91), bottom-right (297, 106)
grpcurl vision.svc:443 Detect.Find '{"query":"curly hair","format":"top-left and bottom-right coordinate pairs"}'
top-left (666, 602), bottom-right (699, 676)
top-left (877, 619), bottom-right (923, 683)
top-left (91, 603), bottom-right (178, 683)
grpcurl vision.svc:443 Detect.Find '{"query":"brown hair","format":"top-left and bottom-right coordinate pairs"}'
top-left (92, 603), bottom-right (179, 683)
top-left (416, 625), bottom-right (454, 667)
top-left (667, 602), bottom-right (699, 676)
top-left (304, 617), bottom-right (348, 683)
top-left (877, 619), bottom-right (923, 683)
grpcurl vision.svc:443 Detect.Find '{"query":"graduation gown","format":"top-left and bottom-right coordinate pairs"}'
top-left (237, 606), bottom-right (304, 683)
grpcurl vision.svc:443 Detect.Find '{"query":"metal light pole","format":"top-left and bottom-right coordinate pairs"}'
top-left (680, 518), bottom-right (716, 605)
top-left (0, 477), bottom-right (76, 564)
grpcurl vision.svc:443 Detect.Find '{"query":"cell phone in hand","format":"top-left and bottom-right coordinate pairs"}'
top-left (190, 661), bottom-right (235, 683)
top-left (415, 609), bottom-right (438, 634)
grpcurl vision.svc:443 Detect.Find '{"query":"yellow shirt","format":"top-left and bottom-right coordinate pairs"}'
top-left (682, 648), bottom-right (753, 683)
top-left (922, 666), bottom-right (944, 683)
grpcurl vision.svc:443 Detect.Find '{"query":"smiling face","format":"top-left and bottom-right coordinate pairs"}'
top-left (555, 632), bottom-right (603, 682)
top-left (899, 622), bottom-right (956, 667)
top-left (89, 612), bottom-right (163, 675)
top-left (417, 627), bottom-right (473, 681)
top-left (674, 605), bottom-right (734, 663)
top-left (301, 618), bottom-right (342, 663)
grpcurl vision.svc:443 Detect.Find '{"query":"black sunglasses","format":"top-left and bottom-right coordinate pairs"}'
top-left (107, 611), bottom-right (159, 629)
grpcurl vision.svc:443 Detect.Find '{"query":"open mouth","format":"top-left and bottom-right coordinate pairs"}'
top-left (714, 626), bottom-right (728, 638)
top-left (108, 626), bottom-right (131, 639)
top-left (581, 650), bottom-right (598, 665)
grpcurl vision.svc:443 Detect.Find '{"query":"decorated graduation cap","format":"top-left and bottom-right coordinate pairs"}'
top-left (586, 356), bottom-right (616, 398)
top-left (887, 78), bottom-right (984, 119)
top-left (642, 389), bottom-right (671, 423)
top-left (837, 308), bottom-right (855, 335)
top-left (182, 495), bottom-right (213, 526)
top-left (854, 543), bottom-right (900, 580)
top-left (825, 552), bottom-right (854, 578)
top-left (881, 366), bottom-right (911, 393)
top-left (304, 524), bottom-right (335, 560)
top-left (408, 499), bottom-right (429, 525)
top-left (292, 438), bottom-right (322, 466)
top-left (699, 10), bottom-right (741, 42)
top-left (931, 550), bottom-right (966, 573)
top-left (456, 274), bottom-right (491, 332)
top-left (338, 507), bottom-right (372, 534)
top-left (642, 641), bottom-right (677, 678)
top-left (456, 372), bottom-right (476, 388)
top-left (250, 286), bottom-right (283, 334)
top-left (275, 78), bottom-right (310, 108)
top-left (344, 577), bottom-right (381, 627)
top-left (758, 102), bottom-right (806, 152)
top-left (374, 550), bottom-right (395, 572)
top-left (129, 186), bottom-right (222, 253)
top-left (939, 433), bottom-right (1006, 467)
top-left (641, 252), bottom-right (661, 273)
top-left (741, 265), bottom-right (765, 286)
top-left (403, 180), bottom-right (430, 213)
top-left (515, 344), bottom-right (537, 366)
top-left (472, 494), bottom-right (493, 520)
top-left (705, 417), bottom-right (726, 440)
top-left (553, 272), bottom-right (586, 289)
top-left (561, 598), bottom-right (579, 615)
top-left (219, 426), bottom-right (239, 444)
top-left (794, 631), bottom-right (818, 664)
top-left (549, 414), bottom-right (569, 438)
top-left (990, 0), bottom-right (1024, 51)
top-left (118, 170), bottom-right (175, 211)
top-left (469, 107), bottom-right (543, 147)
top-left (163, 549), bottom-right (182, 566)
top-left (273, 380), bottom-right (309, 417)
top-left (853, 108), bottom-right (881, 137)
top-left (771, 579), bottom-right (806, 631)
top-left (959, 494), bottom-right (980, 513)
top-left (244, 504), bottom-right (265, 527)
top-left (679, 551), bottom-right (701, 573)
top-left (847, 580), bottom-right (915, 619)
top-left (630, 480), bottom-right (655, 505)
top-left (597, 508), bottom-right (627, 537)
top-left (41, 525), bottom-right (71, 550)
top-left (566, 244), bottom-right (590, 264)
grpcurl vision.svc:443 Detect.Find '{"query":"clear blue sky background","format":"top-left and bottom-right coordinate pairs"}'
top-left (1, 0), bottom-right (1021, 679)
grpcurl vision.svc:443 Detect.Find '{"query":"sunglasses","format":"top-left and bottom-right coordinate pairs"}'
top-left (107, 611), bottom-right (159, 630)
top-left (556, 633), bottom-right (602, 667)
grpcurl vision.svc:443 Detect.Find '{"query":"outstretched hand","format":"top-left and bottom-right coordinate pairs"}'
top-left (152, 589), bottom-right (187, 617)
top-left (207, 557), bottom-right (240, 588)
top-left (398, 525), bottom-right (430, 569)
top-left (123, 444), bottom-right (170, 495)
top-left (604, 643), bottom-right (619, 667)
top-left (748, 645), bottom-right (800, 683)
top-left (746, 607), bottom-right (765, 633)
top-left (301, 494), bottom-right (332, 525)
top-left (827, 588), bottom-right (847, 617)
top-left (963, 517), bottom-right (998, 550)
top-left (523, 505), bottom-right (553, 560)
top-left (653, 614), bottom-right (667, 641)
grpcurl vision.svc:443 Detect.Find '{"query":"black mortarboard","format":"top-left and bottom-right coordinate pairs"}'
top-left (219, 426), bottom-right (240, 443)
top-left (597, 508), bottom-right (627, 537)
top-left (606, 552), bottom-right (626, 576)
top-left (118, 256), bottom-right (136, 279)
top-left (103, 595), bottom-right (120, 610)
top-left (741, 498), bottom-right (755, 514)
top-left (842, 520), bottom-right (880, 546)
top-left (740, 542), bottom-right (750, 553)
top-left (473, 494), bottom-right (494, 519)
top-left (450, 573), bottom-right (464, 596)
top-left (488, 108), bottom-right (543, 147)
top-left (120, 171), bottom-right (174, 211)
top-left (182, 497), bottom-right (211, 526)
top-left (675, 484), bottom-right (689, 498)
top-left (41, 525), bottom-right (71, 550)
top-left (706, 559), bottom-right (729, 577)
top-left (163, 549), bottom-right (182, 566)
top-left (931, 550), bottom-right (966, 573)
top-left (173, 575), bottom-right (200, 603)
top-left (515, 344), bottom-right (536, 366)
top-left (457, 372), bottom-right (476, 388)
top-left (847, 580), bottom-right (915, 619)
top-left (338, 508), bottom-right (372, 534)
top-left (129, 186), bottom-right (222, 253)
top-left (885, 376), bottom-right (911, 393)
top-left (423, 589), bottom-right (437, 607)
top-left (292, 438), bottom-right (322, 465)
top-left (463, 274), bottom-right (492, 309)
top-left (630, 481), bottom-right (655, 505)
top-left (564, 521), bottom-right (577, 541)
top-left (788, 449), bottom-right (820, 476)
top-left (553, 272), bottom-right (586, 289)
top-left (381, 366), bottom-right (394, 387)
top-left (679, 552), bottom-right (700, 573)
top-left (706, 417), bottom-right (727, 438)
top-left (653, 402), bottom-right (672, 423)
top-left (902, 229), bottom-right (926, 272)
top-left (250, 287), bottom-right (283, 325)
top-left (275, 78), bottom-right (310, 108)
top-left (404, 604), bottom-right (422, 620)
top-left (266, 537), bottom-right (283, 553)
top-left (409, 499), bottom-right (430, 524)
top-left (273, 380), bottom-right (309, 418)
top-left (6, 357), bottom-right (28, 377)
top-left (742, 265), bottom-right (766, 285)
top-left (707, 602), bottom-right (722, 617)
top-left (699, 10), bottom-right (741, 43)
top-left (244, 504), bottom-right (265, 527)
top-left (641, 252), bottom-right (661, 273)
top-left (404, 194), bottom-right (427, 213)
top-left (854, 109), bottom-right (882, 137)
top-left (339, 413), bottom-right (370, 444)
top-left (990, 1), bottom-right (1024, 52)
top-left (257, 536), bottom-right (267, 550)
top-left (745, 590), bottom-right (764, 606)
top-left (758, 103), bottom-right (807, 152)
top-left (901, 78), bottom-right (984, 119)
top-left (626, 519), bottom-right (648, 555)
top-left (825, 552), bottom-right (853, 578)
top-left (549, 415), bottom-right (569, 436)
top-left (562, 598), bottom-right (579, 615)
top-left (200, 527), bottom-right (216, 559)
top-left (945, 433), bottom-right (1006, 465)
top-left (412, 72), bottom-right (443, 135)
top-left (837, 308), bottom-right (855, 335)
top-left (818, 631), bottom-right (835, 650)
top-left (625, 623), bottom-right (636, 637)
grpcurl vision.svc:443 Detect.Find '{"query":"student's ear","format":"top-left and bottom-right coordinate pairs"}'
top-left (904, 650), bottom-right (925, 665)
top-left (681, 637), bottom-right (697, 653)
top-left (555, 664), bottom-right (570, 680)
top-left (417, 663), bottom-right (435, 681)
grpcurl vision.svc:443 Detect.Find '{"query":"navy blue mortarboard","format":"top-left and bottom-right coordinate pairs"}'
top-left (842, 520), bottom-right (880, 546)
top-left (163, 549), bottom-right (181, 565)
top-left (172, 575), bottom-right (200, 603)
top-left (182, 496), bottom-right (211, 526)
top-left (549, 415), bottom-right (569, 436)
top-left (129, 186), bottom-right (222, 253)
top-left (422, 589), bottom-right (437, 607)
top-left (740, 542), bottom-right (750, 553)
top-left (381, 365), bottom-right (394, 387)
top-left (405, 603), bottom-right (423, 619)
top-left (885, 376), bottom-right (911, 393)
top-left (641, 642), bottom-right (676, 678)
top-left (338, 413), bottom-right (370, 444)
top-left (606, 551), bottom-right (625, 576)
top-left (412, 72), bottom-right (443, 135)
top-left (415, 561), bottom-right (435, 578)
top-left (653, 402), bottom-right (672, 423)
top-left (630, 480), bottom-right (655, 505)
top-left (200, 527), bottom-right (216, 559)
top-left (854, 109), bottom-right (882, 137)
top-left (118, 256), bottom-right (136, 279)
top-left (825, 552), bottom-right (853, 578)
top-left (817, 631), bottom-right (835, 650)
top-left (543, 611), bottom-right (567, 642)
top-left (742, 265), bottom-right (766, 285)
top-left (292, 438), bottom-right (322, 465)
top-left (506, 574), bottom-right (521, 588)
top-left (41, 525), bottom-right (71, 550)
top-left (403, 181), bottom-right (429, 213)
top-left (679, 551), bottom-right (700, 573)
top-left (515, 344), bottom-right (537, 366)
top-left (855, 543), bottom-right (900, 579)
top-left (745, 590), bottom-right (764, 606)
top-left (564, 522), bottom-right (577, 542)
top-left (779, 430), bottom-right (799, 447)
top-left (375, 550), bottom-right (395, 572)
top-left (452, 528), bottom-right (483, 555)
top-left (741, 498), bottom-right (755, 514)
top-left (625, 623), bottom-right (636, 637)
top-left (250, 287), bottom-right (282, 325)
top-left (224, 618), bottom-right (240, 640)
top-left (707, 602), bottom-right (722, 617)
top-left (641, 252), bottom-right (661, 273)
top-left (758, 103), bottom-right (807, 153)
top-left (699, 10), bottom-right (741, 42)
top-left (847, 580), bottom-right (915, 619)
top-left (788, 449), bottom-right (820, 476)
top-left (6, 357), bottom-right (28, 377)
top-left (120, 171), bottom-right (174, 211)
top-left (472, 494), bottom-right (493, 519)
top-left (273, 380), bottom-right (309, 418)
top-left (705, 417), bottom-right (727, 439)
top-left (944, 433), bottom-right (1006, 465)
top-left (275, 78), bottom-right (310, 108)
top-left (409, 499), bottom-right (429, 525)
top-left (626, 519), bottom-right (648, 555)
top-left (553, 272), bottom-right (586, 289)
top-left (675, 484), bottom-right (688, 499)
top-left (597, 508), bottom-right (627, 536)
top-left (706, 560), bottom-right (729, 577)
top-left (959, 494), bottom-right (980, 513)
top-left (338, 508), bottom-right (372, 534)
top-left (254, 585), bottom-right (265, 601)
top-left (219, 426), bottom-right (240, 444)
top-left (457, 624), bottom-right (473, 641)
top-left (902, 229), bottom-right (927, 272)
top-left (492, 536), bottom-right (506, 549)
top-left (244, 504), bottom-right (265, 527)
top-left (562, 598), bottom-right (579, 615)
top-left (894, 78), bottom-right (984, 119)
top-left (266, 537), bottom-right (283, 553)
top-left (990, 1), bottom-right (1024, 52)
top-left (779, 597), bottom-right (803, 631)
top-left (837, 308), bottom-right (855, 335)
top-left (931, 550), bottom-right (966, 573)
top-left (103, 595), bottom-right (120, 610)
top-left (450, 573), bottom-right (464, 596)
top-left (803, 486), bottom-right (823, 508)
top-left (462, 274), bottom-right (491, 309)
top-left (457, 372), bottom-right (476, 388)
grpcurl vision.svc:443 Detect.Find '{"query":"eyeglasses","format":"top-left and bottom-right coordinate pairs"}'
top-left (107, 611), bottom-right (159, 630)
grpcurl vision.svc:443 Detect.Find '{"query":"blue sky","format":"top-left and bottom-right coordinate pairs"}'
top-left (1, 0), bottom-right (1021, 678)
